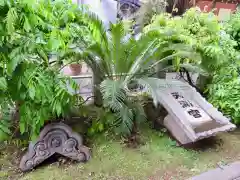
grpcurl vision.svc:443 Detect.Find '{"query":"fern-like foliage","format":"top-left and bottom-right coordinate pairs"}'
top-left (0, 97), bottom-right (13, 141)
top-left (100, 80), bottom-right (127, 112)
top-left (77, 13), bottom-right (204, 136)
top-left (144, 8), bottom-right (237, 73)
top-left (0, 0), bottom-right (93, 140)
top-left (225, 10), bottom-right (240, 51)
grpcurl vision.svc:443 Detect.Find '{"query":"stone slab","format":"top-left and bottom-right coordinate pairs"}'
top-left (189, 161), bottom-right (240, 180)
top-left (142, 79), bottom-right (236, 144)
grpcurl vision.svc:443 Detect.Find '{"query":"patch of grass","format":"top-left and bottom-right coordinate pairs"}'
top-left (1, 127), bottom-right (240, 180)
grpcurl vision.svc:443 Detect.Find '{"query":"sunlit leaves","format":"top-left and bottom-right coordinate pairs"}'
top-left (23, 15), bottom-right (31, 32)
top-left (144, 8), bottom-right (234, 73)
top-left (0, 0), bottom-right (90, 140)
top-left (208, 65), bottom-right (240, 125)
top-left (0, 77), bottom-right (7, 90)
top-left (226, 11), bottom-right (240, 51)
top-left (6, 7), bottom-right (17, 33)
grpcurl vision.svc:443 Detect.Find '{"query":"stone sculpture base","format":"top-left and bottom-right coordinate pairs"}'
top-left (19, 123), bottom-right (90, 172)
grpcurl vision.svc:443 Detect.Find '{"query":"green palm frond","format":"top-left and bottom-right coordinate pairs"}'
top-left (114, 105), bottom-right (134, 135)
top-left (124, 38), bottom-right (158, 84)
top-left (86, 43), bottom-right (112, 76)
top-left (83, 12), bottom-right (109, 51)
top-left (109, 22), bottom-right (132, 74)
top-left (137, 77), bottom-right (161, 107)
top-left (100, 79), bottom-right (127, 112)
top-left (100, 79), bottom-right (137, 136)
top-left (110, 22), bottom-right (125, 63)
top-left (148, 50), bottom-right (202, 70)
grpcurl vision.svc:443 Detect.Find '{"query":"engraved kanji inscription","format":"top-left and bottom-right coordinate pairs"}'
top-left (178, 100), bottom-right (193, 108)
top-left (171, 92), bottom-right (184, 99)
top-left (187, 109), bottom-right (202, 118)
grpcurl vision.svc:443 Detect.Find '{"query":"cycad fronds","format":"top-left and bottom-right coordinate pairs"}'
top-left (81, 12), bottom-right (206, 136)
top-left (100, 79), bottom-right (127, 112)
top-left (137, 77), bottom-right (162, 106)
top-left (115, 105), bottom-right (134, 135)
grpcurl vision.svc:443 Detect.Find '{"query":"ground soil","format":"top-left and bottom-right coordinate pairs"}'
top-left (1, 127), bottom-right (240, 180)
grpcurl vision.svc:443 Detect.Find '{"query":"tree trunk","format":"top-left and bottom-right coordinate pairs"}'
top-left (93, 68), bottom-right (104, 107)
top-left (13, 102), bottom-right (21, 122)
top-left (125, 118), bottom-right (141, 148)
top-left (156, 62), bottom-right (167, 79)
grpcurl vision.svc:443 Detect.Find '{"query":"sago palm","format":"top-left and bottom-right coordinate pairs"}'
top-left (79, 14), bottom-right (203, 136)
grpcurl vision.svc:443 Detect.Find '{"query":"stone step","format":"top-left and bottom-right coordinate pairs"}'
top-left (189, 161), bottom-right (240, 180)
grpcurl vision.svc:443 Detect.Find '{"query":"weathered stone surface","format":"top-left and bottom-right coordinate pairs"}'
top-left (19, 123), bottom-right (90, 172)
top-left (140, 79), bottom-right (236, 145)
top-left (159, 80), bottom-right (236, 144)
top-left (189, 161), bottom-right (240, 180)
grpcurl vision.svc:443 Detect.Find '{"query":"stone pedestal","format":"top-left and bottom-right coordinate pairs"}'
top-left (19, 123), bottom-right (90, 172)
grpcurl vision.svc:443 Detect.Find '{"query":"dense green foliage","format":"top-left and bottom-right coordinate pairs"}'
top-left (0, 0), bottom-right (92, 140)
top-left (207, 11), bottom-right (240, 125)
top-left (207, 65), bottom-right (240, 124)
top-left (144, 8), bottom-right (236, 73)
top-left (1, 0), bottom-right (240, 142)
top-left (80, 16), bottom-right (206, 136)
top-left (225, 11), bottom-right (240, 51)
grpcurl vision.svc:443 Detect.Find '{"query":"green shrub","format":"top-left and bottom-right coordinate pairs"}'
top-left (206, 11), bottom-right (240, 125)
top-left (0, 0), bottom-right (92, 140)
top-left (144, 8), bottom-right (236, 73)
top-left (225, 11), bottom-right (240, 51)
top-left (80, 15), bottom-right (207, 136)
top-left (207, 65), bottom-right (240, 125)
